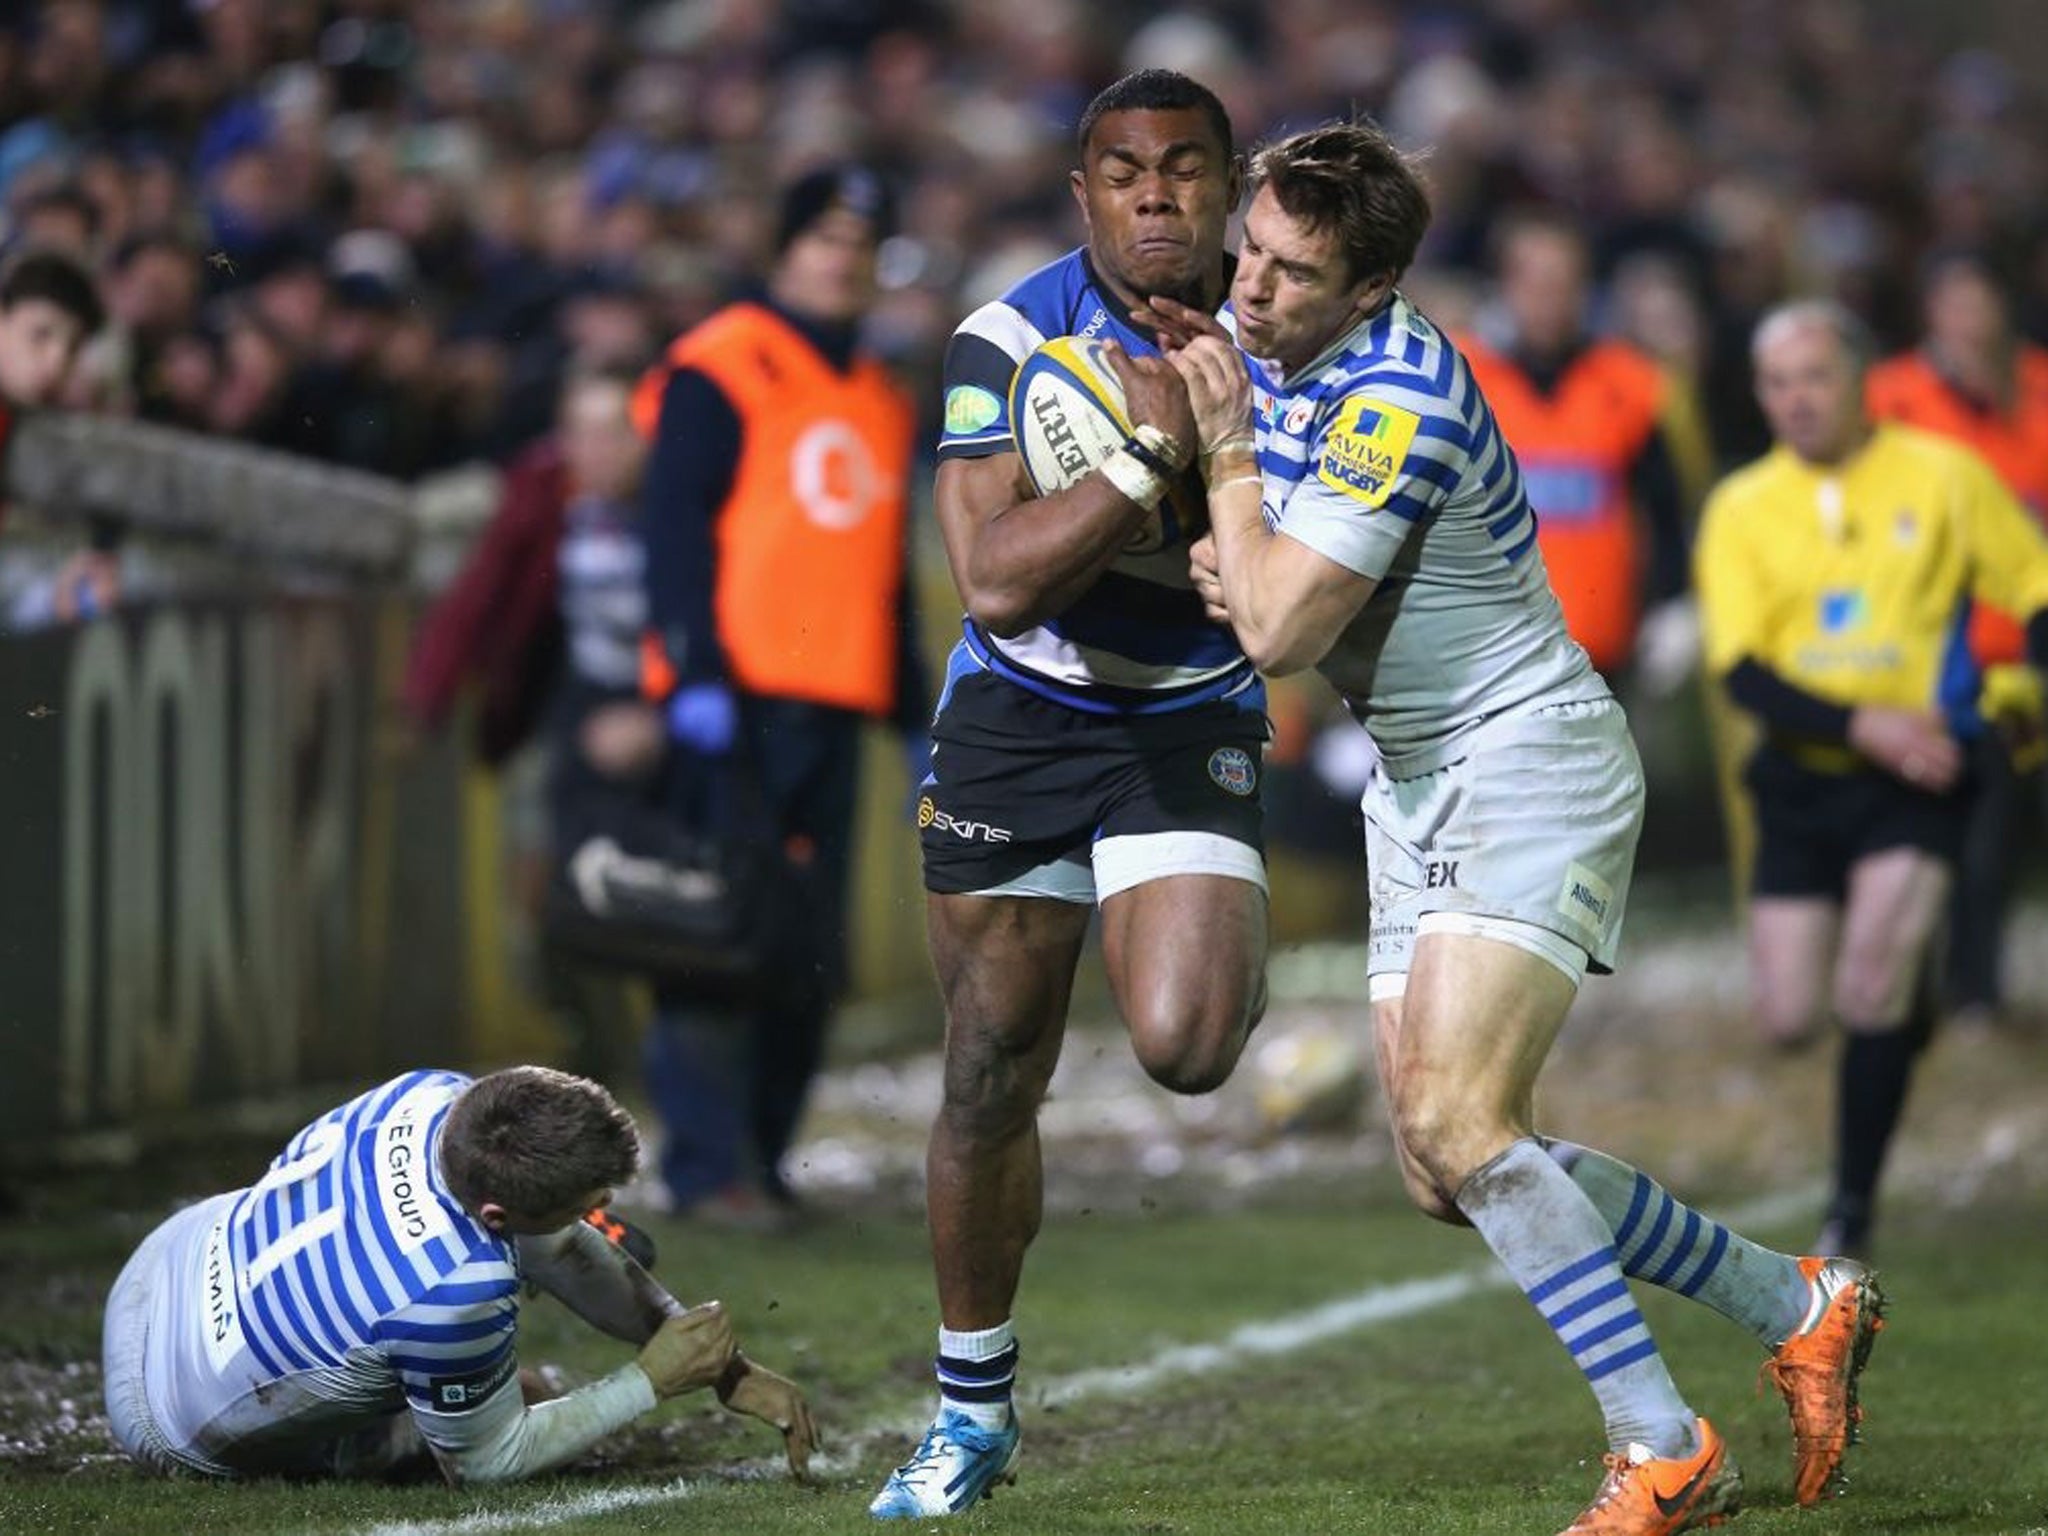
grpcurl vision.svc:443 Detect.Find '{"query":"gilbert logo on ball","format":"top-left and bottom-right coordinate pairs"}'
top-left (1008, 334), bottom-right (1207, 548)
top-left (1009, 335), bottom-right (1134, 496)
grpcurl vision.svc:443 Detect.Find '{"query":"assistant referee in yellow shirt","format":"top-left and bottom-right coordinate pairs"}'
top-left (1696, 298), bottom-right (2048, 1258)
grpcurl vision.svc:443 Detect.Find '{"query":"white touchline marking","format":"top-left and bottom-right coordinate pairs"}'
top-left (352, 1185), bottom-right (1821, 1535)
top-left (357, 1478), bottom-right (703, 1536)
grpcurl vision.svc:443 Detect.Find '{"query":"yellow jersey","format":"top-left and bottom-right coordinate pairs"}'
top-left (1696, 423), bottom-right (2048, 762)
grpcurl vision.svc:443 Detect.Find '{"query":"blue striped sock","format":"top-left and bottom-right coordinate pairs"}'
top-left (1543, 1139), bottom-right (1811, 1348)
top-left (936, 1321), bottom-right (1017, 1430)
top-left (1458, 1139), bottom-right (1695, 1456)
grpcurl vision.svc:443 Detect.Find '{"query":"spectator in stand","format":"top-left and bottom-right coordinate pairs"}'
top-left (100, 233), bottom-right (204, 422)
top-left (404, 366), bottom-right (660, 1083)
top-left (1459, 210), bottom-right (1703, 690)
top-left (0, 246), bottom-right (110, 628)
top-left (1867, 250), bottom-right (2048, 1031)
top-left (10, 181), bottom-right (98, 262)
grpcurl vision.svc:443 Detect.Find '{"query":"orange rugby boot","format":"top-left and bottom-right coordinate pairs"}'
top-left (1559, 1416), bottom-right (1742, 1535)
top-left (1763, 1256), bottom-right (1885, 1506)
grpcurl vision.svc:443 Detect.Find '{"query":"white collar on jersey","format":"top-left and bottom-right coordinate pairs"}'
top-left (1262, 291), bottom-right (1404, 391)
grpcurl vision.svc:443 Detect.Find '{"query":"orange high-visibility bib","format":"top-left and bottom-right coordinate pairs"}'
top-left (634, 303), bottom-right (915, 715)
top-left (1463, 340), bottom-right (1667, 674)
top-left (1868, 347), bottom-right (2048, 666)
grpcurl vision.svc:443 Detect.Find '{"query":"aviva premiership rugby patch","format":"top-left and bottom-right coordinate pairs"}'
top-left (1316, 397), bottom-right (1420, 509)
top-left (944, 385), bottom-right (1002, 435)
top-left (1208, 746), bottom-right (1257, 797)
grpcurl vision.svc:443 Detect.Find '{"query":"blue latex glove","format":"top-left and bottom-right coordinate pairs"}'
top-left (666, 681), bottom-right (737, 755)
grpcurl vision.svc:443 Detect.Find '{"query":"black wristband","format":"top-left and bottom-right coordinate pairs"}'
top-left (1123, 433), bottom-right (1178, 481)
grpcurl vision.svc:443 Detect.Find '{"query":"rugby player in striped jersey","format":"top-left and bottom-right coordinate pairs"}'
top-left (101, 1067), bottom-right (815, 1484)
top-left (1151, 121), bottom-right (1885, 1534)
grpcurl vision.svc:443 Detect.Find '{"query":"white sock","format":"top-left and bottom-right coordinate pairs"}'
top-left (936, 1320), bottom-right (1017, 1429)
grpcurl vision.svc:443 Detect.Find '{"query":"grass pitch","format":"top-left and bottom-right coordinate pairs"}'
top-left (4, 1176), bottom-right (2045, 1534)
top-left (4, 919), bottom-right (2047, 1535)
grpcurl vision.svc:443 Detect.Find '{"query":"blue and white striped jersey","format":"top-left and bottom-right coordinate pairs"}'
top-left (142, 1071), bottom-right (525, 1472)
top-left (938, 247), bottom-right (1259, 716)
top-left (1246, 293), bottom-right (1608, 774)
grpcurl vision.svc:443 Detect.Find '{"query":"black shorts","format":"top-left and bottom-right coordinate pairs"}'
top-left (1747, 744), bottom-right (1969, 901)
top-left (920, 670), bottom-right (1268, 900)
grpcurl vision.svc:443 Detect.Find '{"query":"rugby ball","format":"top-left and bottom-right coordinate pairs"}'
top-left (1008, 335), bottom-right (1206, 547)
top-left (1010, 335), bottom-right (1136, 496)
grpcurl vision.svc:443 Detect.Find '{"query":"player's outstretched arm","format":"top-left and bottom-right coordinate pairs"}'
top-left (408, 1304), bottom-right (736, 1485)
top-left (938, 340), bottom-right (1194, 635)
top-left (515, 1221), bottom-right (817, 1478)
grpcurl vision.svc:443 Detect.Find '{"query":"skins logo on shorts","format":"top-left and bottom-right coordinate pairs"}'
top-left (1316, 397), bottom-right (1421, 509)
top-left (920, 797), bottom-right (1013, 843)
top-left (1207, 746), bottom-right (1257, 797)
top-left (943, 385), bottom-right (1002, 435)
top-left (1557, 860), bottom-right (1615, 931)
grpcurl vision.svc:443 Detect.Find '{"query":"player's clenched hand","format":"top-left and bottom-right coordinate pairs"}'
top-left (1847, 705), bottom-right (1962, 792)
top-left (635, 1302), bottom-right (736, 1399)
top-left (1189, 533), bottom-right (1230, 623)
top-left (717, 1355), bottom-right (819, 1480)
top-left (1100, 339), bottom-right (1195, 461)
top-left (1167, 337), bottom-right (1252, 459)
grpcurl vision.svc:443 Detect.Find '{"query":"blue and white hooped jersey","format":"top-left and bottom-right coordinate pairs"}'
top-left (145, 1071), bottom-right (524, 1466)
top-left (1246, 292), bottom-right (1607, 774)
top-left (938, 247), bottom-right (1260, 717)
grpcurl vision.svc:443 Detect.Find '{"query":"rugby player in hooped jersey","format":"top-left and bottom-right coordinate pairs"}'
top-left (101, 1068), bottom-right (815, 1485)
top-left (1151, 121), bottom-right (1886, 1535)
top-left (870, 71), bottom-right (1271, 1519)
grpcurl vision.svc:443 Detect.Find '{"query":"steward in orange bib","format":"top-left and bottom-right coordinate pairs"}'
top-left (1459, 211), bottom-right (1697, 679)
top-left (1867, 250), bottom-right (2048, 668)
top-left (633, 165), bottom-right (929, 1222)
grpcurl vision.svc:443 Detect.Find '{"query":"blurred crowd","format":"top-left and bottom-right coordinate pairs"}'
top-left (1, 0), bottom-right (2043, 483)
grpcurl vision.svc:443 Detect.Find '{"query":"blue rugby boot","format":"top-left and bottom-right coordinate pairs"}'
top-left (869, 1406), bottom-right (1021, 1518)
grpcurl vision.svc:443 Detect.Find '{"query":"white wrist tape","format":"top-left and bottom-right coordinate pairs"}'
top-left (1100, 446), bottom-right (1168, 509)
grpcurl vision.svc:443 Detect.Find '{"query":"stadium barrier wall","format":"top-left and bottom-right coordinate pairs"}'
top-left (0, 413), bottom-right (951, 1163)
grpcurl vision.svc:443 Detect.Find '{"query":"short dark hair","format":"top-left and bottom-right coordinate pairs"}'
top-left (1490, 203), bottom-right (1589, 267)
top-left (0, 249), bottom-right (105, 335)
top-left (1248, 119), bottom-right (1432, 286)
top-left (18, 183), bottom-right (100, 243)
top-left (439, 1066), bottom-right (640, 1218)
top-left (1076, 68), bottom-right (1233, 161)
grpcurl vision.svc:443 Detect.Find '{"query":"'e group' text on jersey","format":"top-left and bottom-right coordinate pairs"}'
top-left (937, 248), bottom-right (1260, 717)
top-left (1244, 291), bottom-right (1609, 774)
